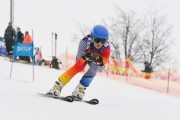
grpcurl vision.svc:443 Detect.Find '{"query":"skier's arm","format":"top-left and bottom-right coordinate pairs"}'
top-left (82, 50), bottom-right (94, 61)
top-left (101, 46), bottom-right (110, 65)
top-left (76, 40), bottom-right (87, 59)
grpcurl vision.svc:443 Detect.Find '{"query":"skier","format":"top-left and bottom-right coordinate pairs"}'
top-left (47, 25), bottom-right (110, 100)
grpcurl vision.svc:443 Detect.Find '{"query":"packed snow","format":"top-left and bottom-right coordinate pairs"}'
top-left (0, 56), bottom-right (180, 120)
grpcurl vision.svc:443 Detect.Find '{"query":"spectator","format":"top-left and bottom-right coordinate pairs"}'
top-left (22, 31), bottom-right (33, 63)
top-left (15, 27), bottom-right (24, 60)
top-left (16, 27), bottom-right (24, 43)
top-left (50, 56), bottom-right (60, 69)
top-left (143, 61), bottom-right (153, 79)
top-left (34, 47), bottom-right (43, 65)
top-left (23, 31), bottom-right (32, 43)
top-left (4, 22), bottom-right (15, 57)
top-left (143, 61), bottom-right (153, 73)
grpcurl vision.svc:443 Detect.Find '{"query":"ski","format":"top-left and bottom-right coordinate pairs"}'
top-left (38, 93), bottom-right (73, 102)
top-left (38, 93), bottom-right (99, 105)
top-left (65, 95), bottom-right (99, 105)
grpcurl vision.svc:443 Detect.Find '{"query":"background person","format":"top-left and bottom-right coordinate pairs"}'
top-left (4, 22), bottom-right (15, 57)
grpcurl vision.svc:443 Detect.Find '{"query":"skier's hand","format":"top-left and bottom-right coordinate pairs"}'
top-left (82, 50), bottom-right (94, 61)
top-left (93, 54), bottom-right (104, 66)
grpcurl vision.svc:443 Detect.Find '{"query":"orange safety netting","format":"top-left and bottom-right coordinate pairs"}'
top-left (58, 51), bottom-right (180, 98)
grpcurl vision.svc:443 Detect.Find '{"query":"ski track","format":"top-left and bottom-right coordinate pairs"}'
top-left (0, 56), bottom-right (180, 120)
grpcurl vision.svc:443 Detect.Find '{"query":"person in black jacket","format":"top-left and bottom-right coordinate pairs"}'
top-left (143, 61), bottom-right (153, 73)
top-left (50, 56), bottom-right (60, 69)
top-left (16, 27), bottom-right (24, 43)
top-left (15, 27), bottom-right (24, 60)
top-left (4, 22), bottom-right (15, 57)
top-left (142, 61), bottom-right (153, 79)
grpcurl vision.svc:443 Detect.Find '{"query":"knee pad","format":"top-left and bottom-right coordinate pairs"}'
top-left (80, 76), bottom-right (93, 87)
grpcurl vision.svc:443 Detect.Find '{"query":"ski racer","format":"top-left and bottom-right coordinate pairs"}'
top-left (47, 25), bottom-right (111, 100)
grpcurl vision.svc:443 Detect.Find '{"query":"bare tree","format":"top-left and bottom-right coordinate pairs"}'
top-left (106, 5), bottom-right (145, 62)
top-left (72, 22), bottom-right (91, 43)
top-left (103, 18), bottom-right (122, 60)
top-left (142, 9), bottom-right (174, 71)
top-left (71, 6), bottom-right (174, 72)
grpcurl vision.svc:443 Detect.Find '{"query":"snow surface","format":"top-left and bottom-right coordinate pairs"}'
top-left (0, 56), bottom-right (180, 120)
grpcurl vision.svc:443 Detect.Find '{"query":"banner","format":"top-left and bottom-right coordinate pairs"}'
top-left (13, 42), bottom-right (34, 57)
top-left (0, 37), bottom-right (7, 55)
top-left (0, 37), bottom-right (2, 41)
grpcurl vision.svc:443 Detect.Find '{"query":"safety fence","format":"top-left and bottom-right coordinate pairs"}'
top-left (57, 50), bottom-right (180, 98)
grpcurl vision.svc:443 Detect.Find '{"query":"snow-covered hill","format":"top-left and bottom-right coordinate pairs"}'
top-left (0, 56), bottom-right (180, 120)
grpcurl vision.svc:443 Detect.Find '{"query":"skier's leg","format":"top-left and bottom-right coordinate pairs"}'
top-left (72, 61), bottom-right (104, 100)
top-left (48, 58), bottom-right (86, 96)
top-left (59, 58), bottom-right (86, 85)
top-left (47, 80), bottom-right (64, 96)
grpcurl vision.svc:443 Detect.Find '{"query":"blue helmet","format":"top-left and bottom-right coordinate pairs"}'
top-left (91, 25), bottom-right (109, 40)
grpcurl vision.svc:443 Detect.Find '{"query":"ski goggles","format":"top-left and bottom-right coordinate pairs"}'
top-left (92, 37), bottom-right (107, 44)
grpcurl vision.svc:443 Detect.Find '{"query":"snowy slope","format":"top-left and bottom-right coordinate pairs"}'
top-left (0, 56), bottom-right (180, 120)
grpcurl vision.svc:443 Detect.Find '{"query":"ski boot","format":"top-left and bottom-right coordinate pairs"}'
top-left (47, 80), bottom-right (64, 97)
top-left (72, 83), bottom-right (86, 101)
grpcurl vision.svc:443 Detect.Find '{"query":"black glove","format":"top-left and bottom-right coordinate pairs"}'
top-left (82, 50), bottom-right (94, 61)
top-left (93, 54), bottom-right (104, 66)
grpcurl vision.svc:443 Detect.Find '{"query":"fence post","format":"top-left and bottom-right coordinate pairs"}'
top-left (66, 47), bottom-right (68, 70)
top-left (167, 68), bottom-right (170, 94)
top-left (107, 60), bottom-right (109, 77)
